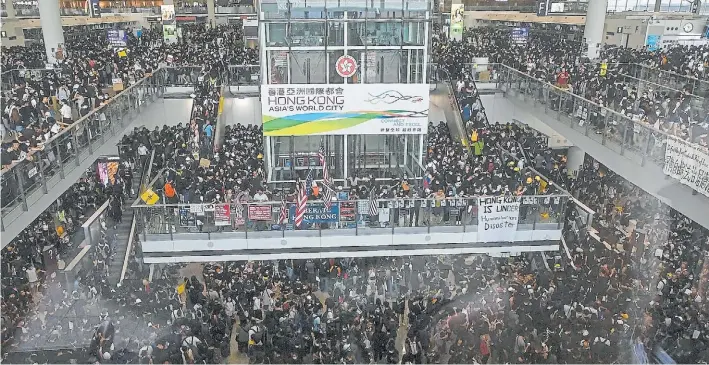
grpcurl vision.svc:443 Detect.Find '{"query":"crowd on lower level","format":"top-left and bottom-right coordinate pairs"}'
top-left (2, 24), bottom-right (709, 364)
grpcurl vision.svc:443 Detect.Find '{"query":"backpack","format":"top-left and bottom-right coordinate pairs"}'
top-left (164, 182), bottom-right (176, 198)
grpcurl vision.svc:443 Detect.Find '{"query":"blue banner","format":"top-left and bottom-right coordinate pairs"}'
top-left (290, 203), bottom-right (340, 224)
top-left (511, 27), bottom-right (529, 45)
top-left (107, 30), bottom-right (127, 47)
top-left (646, 35), bottom-right (661, 51)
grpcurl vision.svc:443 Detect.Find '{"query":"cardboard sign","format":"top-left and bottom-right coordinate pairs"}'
top-left (140, 189), bottom-right (159, 205)
top-left (112, 77), bottom-right (124, 92)
top-left (477, 196), bottom-right (521, 242)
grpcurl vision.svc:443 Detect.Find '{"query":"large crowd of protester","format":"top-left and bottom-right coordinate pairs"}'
top-left (2, 24), bottom-right (709, 365)
top-left (433, 27), bottom-right (709, 147)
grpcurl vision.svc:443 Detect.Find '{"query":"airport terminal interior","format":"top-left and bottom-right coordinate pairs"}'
top-left (2, 0), bottom-right (709, 363)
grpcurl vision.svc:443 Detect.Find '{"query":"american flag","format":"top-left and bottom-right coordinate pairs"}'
top-left (318, 144), bottom-right (334, 209)
top-left (295, 181), bottom-right (307, 228)
top-left (322, 184), bottom-right (334, 210)
top-left (368, 189), bottom-right (378, 216)
top-left (318, 144), bottom-right (331, 185)
top-left (278, 192), bottom-right (288, 225)
top-left (305, 170), bottom-right (313, 196)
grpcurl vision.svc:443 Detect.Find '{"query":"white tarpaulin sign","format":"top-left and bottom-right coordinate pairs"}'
top-left (478, 196), bottom-right (521, 242)
top-left (663, 137), bottom-right (709, 197)
top-left (261, 83), bottom-right (429, 136)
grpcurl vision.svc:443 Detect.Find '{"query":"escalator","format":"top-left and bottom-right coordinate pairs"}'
top-left (106, 150), bottom-right (154, 285)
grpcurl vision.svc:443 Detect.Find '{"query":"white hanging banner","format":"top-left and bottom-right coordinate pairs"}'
top-left (663, 137), bottom-right (709, 198)
top-left (477, 196), bottom-right (521, 242)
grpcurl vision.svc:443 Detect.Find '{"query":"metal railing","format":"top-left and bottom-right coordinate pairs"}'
top-left (133, 195), bottom-right (568, 241)
top-left (176, 6), bottom-right (208, 14)
top-left (226, 65), bottom-right (260, 88)
top-left (1, 69), bottom-right (166, 231)
top-left (495, 64), bottom-right (708, 173)
top-left (608, 62), bottom-right (709, 99)
top-left (216, 5), bottom-right (256, 14)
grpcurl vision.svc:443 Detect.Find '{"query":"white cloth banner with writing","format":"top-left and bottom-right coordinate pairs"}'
top-left (477, 196), bottom-right (521, 242)
top-left (663, 137), bottom-right (709, 198)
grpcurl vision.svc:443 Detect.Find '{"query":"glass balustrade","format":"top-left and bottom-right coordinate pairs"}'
top-left (132, 196), bottom-right (568, 240)
top-left (495, 64), bottom-right (707, 171)
top-left (1, 69), bottom-right (166, 230)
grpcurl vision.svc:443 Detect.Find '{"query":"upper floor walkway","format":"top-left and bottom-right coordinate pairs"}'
top-left (483, 64), bottom-right (709, 229)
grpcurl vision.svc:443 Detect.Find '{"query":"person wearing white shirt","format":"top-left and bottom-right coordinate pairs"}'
top-left (60, 101), bottom-right (73, 124)
top-left (254, 190), bottom-right (268, 202)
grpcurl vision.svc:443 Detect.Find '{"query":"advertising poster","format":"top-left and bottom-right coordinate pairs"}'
top-left (248, 205), bottom-right (272, 221)
top-left (450, 3), bottom-right (464, 41)
top-left (646, 35), bottom-right (661, 51)
top-left (215, 204), bottom-right (231, 226)
top-left (289, 203), bottom-right (340, 224)
top-left (477, 196), bottom-right (521, 242)
top-left (163, 25), bottom-right (178, 44)
top-left (161, 4), bottom-right (175, 21)
top-left (262, 84), bottom-right (429, 136)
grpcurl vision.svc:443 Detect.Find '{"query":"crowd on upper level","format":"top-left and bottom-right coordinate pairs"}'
top-left (432, 27), bottom-right (709, 148)
top-left (2, 22), bottom-right (709, 365)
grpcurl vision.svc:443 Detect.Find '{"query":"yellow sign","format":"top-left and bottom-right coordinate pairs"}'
top-left (218, 96), bottom-right (224, 115)
top-left (141, 188), bottom-right (160, 205)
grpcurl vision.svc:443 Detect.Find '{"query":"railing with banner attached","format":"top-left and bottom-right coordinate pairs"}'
top-left (495, 64), bottom-right (709, 198)
top-left (132, 195), bottom-right (569, 239)
top-left (1, 69), bottom-right (166, 233)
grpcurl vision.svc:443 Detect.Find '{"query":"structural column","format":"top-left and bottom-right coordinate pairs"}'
top-left (566, 146), bottom-right (586, 178)
top-left (583, 0), bottom-right (607, 60)
top-left (5, 0), bottom-right (15, 18)
top-left (654, 0), bottom-right (662, 12)
top-left (38, 0), bottom-right (65, 64)
top-left (207, 0), bottom-right (216, 26)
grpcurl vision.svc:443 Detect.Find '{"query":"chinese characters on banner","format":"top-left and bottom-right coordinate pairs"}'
top-left (663, 138), bottom-right (709, 197)
top-left (477, 196), bottom-right (521, 242)
top-left (261, 83), bottom-right (429, 136)
top-left (214, 204), bottom-right (231, 226)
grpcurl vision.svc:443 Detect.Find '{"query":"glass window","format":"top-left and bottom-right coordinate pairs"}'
top-left (328, 21), bottom-right (345, 46)
top-left (347, 22), bottom-right (366, 46)
top-left (328, 50), bottom-right (345, 84)
top-left (290, 22), bottom-right (325, 46)
top-left (268, 50), bottom-right (289, 84)
top-left (267, 23), bottom-right (288, 46)
top-left (289, 51), bottom-right (326, 84)
top-left (402, 21), bottom-right (424, 45)
top-left (291, 0), bottom-right (326, 19)
top-left (347, 50), bottom-right (365, 83)
top-left (363, 50), bottom-right (404, 84)
top-left (365, 22), bottom-right (402, 46)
